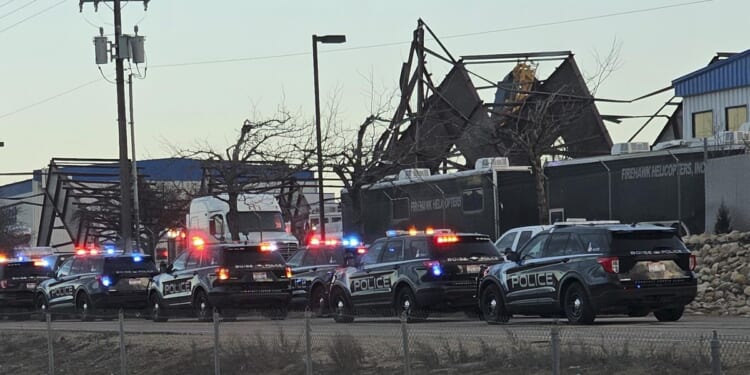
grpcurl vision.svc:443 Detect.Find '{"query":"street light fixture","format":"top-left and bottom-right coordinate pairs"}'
top-left (312, 34), bottom-right (346, 242)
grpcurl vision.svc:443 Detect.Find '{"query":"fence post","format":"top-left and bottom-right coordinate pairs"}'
top-left (46, 312), bottom-right (54, 375)
top-left (119, 309), bottom-right (127, 375)
top-left (550, 325), bottom-right (561, 375)
top-left (710, 330), bottom-right (722, 375)
top-left (305, 308), bottom-right (313, 375)
top-left (400, 312), bottom-right (411, 375)
top-left (213, 309), bottom-right (221, 375)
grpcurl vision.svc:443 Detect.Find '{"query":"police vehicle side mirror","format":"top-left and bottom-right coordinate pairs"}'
top-left (504, 249), bottom-right (520, 263)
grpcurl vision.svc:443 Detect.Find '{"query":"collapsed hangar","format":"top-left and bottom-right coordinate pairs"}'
top-left (365, 20), bottom-right (613, 184)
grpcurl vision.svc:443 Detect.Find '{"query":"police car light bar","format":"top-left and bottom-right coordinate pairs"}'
top-left (0, 255), bottom-right (7, 263)
top-left (386, 230), bottom-right (409, 237)
top-left (192, 236), bottom-right (206, 249)
top-left (435, 234), bottom-right (459, 244)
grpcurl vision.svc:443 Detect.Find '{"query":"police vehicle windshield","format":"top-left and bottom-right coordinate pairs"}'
top-left (237, 212), bottom-right (284, 233)
top-left (220, 246), bottom-right (286, 267)
top-left (609, 231), bottom-right (688, 254)
top-left (102, 256), bottom-right (158, 274)
top-left (0, 262), bottom-right (50, 279)
top-left (427, 235), bottom-right (500, 259)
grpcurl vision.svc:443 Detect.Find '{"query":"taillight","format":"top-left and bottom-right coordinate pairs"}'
top-left (423, 261), bottom-right (443, 276)
top-left (597, 256), bottom-right (620, 274)
top-left (217, 268), bottom-right (230, 280)
top-left (689, 254), bottom-right (697, 271)
top-left (285, 266), bottom-right (292, 279)
top-left (260, 242), bottom-right (277, 252)
top-left (97, 275), bottom-right (112, 287)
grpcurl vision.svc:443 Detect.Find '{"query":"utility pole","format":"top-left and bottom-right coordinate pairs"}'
top-left (81, 0), bottom-right (148, 252)
top-left (129, 73), bottom-right (141, 252)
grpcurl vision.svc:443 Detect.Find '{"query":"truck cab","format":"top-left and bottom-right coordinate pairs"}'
top-left (187, 193), bottom-right (299, 259)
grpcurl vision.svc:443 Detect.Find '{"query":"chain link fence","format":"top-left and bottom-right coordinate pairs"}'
top-left (1, 309), bottom-right (750, 375)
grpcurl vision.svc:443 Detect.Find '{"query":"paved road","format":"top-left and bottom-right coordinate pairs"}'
top-left (1, 314), bottom-right (748, 342)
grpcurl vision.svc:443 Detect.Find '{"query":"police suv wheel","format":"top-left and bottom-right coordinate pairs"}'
top-left (309, 286), bottom-right (328, 318)
top-left (481, 284), bottom-right (510, 324)
top-left (395, 288), bottom-right (427, 322)
top-left (149, 293), bottom-right (168, 322)
top-left (331, 289), bottom-right (354, 323)
top-left (77, 293), bottom-right (94, 322)
top-left (563, 283), bottom-right (595, 325)
top-left (35, 295), bottom-right (49, 322)
top-left (654, 306), bottom-right (684, 322)
top-left (193, 290), bottom-right (212, 322)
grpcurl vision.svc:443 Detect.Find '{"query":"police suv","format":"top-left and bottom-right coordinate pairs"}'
top-left (287, 236), bottom-right (364, 316)
top-left (34, 249), bottom-right (158, 321)
top-left (478, 223), bottom-right (698, 324)
top-left (0, 255), bottom-right (52, 318)
top-left (328, 229), bottom-right (502, 322)
top-left (147, 239), bottom-right (293, 322)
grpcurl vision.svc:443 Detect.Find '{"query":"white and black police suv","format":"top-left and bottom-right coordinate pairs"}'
top-left (147, 238), bottom-right (293, 322)
top-left (478, 223), bottom-right (698, 324)
top-left (328, 228), bottom-right (503, 323)
top-left (0, 255), bottom-right (53, 318)
top-left (35, 249), bottom-right (158, 321)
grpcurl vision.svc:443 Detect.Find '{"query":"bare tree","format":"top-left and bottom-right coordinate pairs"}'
top-left (176, 110), bottom-right (315, 241)
top-left (0, 206), bottom-right (27, 255)
top-left (489, 89), bottom-right (593, 224)
top-left (137, 181), bottom-right (195, 255)
top-left (586, 38), bottom-right (623, 95)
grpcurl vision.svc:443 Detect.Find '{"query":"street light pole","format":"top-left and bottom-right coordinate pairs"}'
top-left (312, 34), bottom-right (346, 242)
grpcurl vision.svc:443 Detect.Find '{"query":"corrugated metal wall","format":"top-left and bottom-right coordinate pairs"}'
top-left (674, 51), bottom-right (750, 97)
top-left (705, 154), bottom-right (750, 233)
top-left (681, 86), bottom-right (750, 137)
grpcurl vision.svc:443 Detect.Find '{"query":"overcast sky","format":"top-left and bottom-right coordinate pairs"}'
top-left (0, 0), bottom-right (747, 186)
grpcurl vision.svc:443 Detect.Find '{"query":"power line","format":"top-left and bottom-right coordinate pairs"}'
top-left (440, 0), bottom-right (714, 39)
top-left (0, 78), bottom-right (103, 120)
top-left (152, 0), bottom-right (711, 68)
top-left (0, 0), bottom-right (713, 120)
top-left (0, 0), bottom-right (17, 9)
top-left (0, 0), bottom-right (38, 21)
top-left (0, 0), bottom-right (65, 34)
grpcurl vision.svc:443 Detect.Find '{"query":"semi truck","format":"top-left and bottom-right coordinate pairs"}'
top-left (187, 194), bottom-right (299, 259)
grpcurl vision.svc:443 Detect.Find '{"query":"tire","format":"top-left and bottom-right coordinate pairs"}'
top-left (481, 284), bottom-right (511, 324)
top-left (563, 283), bottom-right (595, 324)
top-left (193, 290), bottom-right (212, 322)
top-left (654, 306), bottom-right (684, 322)
top-left (149, 293), bottom-right (168, 322)
top-left (331, 288), bottom-right (354, 323)
top-left (76, 293), bottom-right (94, 322)
top-left (309, 285), bottom-right (328, 318)
top-left (395, 287), bottom-right (428, 322)
top-left (35, 295), bottom-right (50, 322)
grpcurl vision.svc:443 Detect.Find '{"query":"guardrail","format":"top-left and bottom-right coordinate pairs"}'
top-left (0, 309), bottom-right (748, 375)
